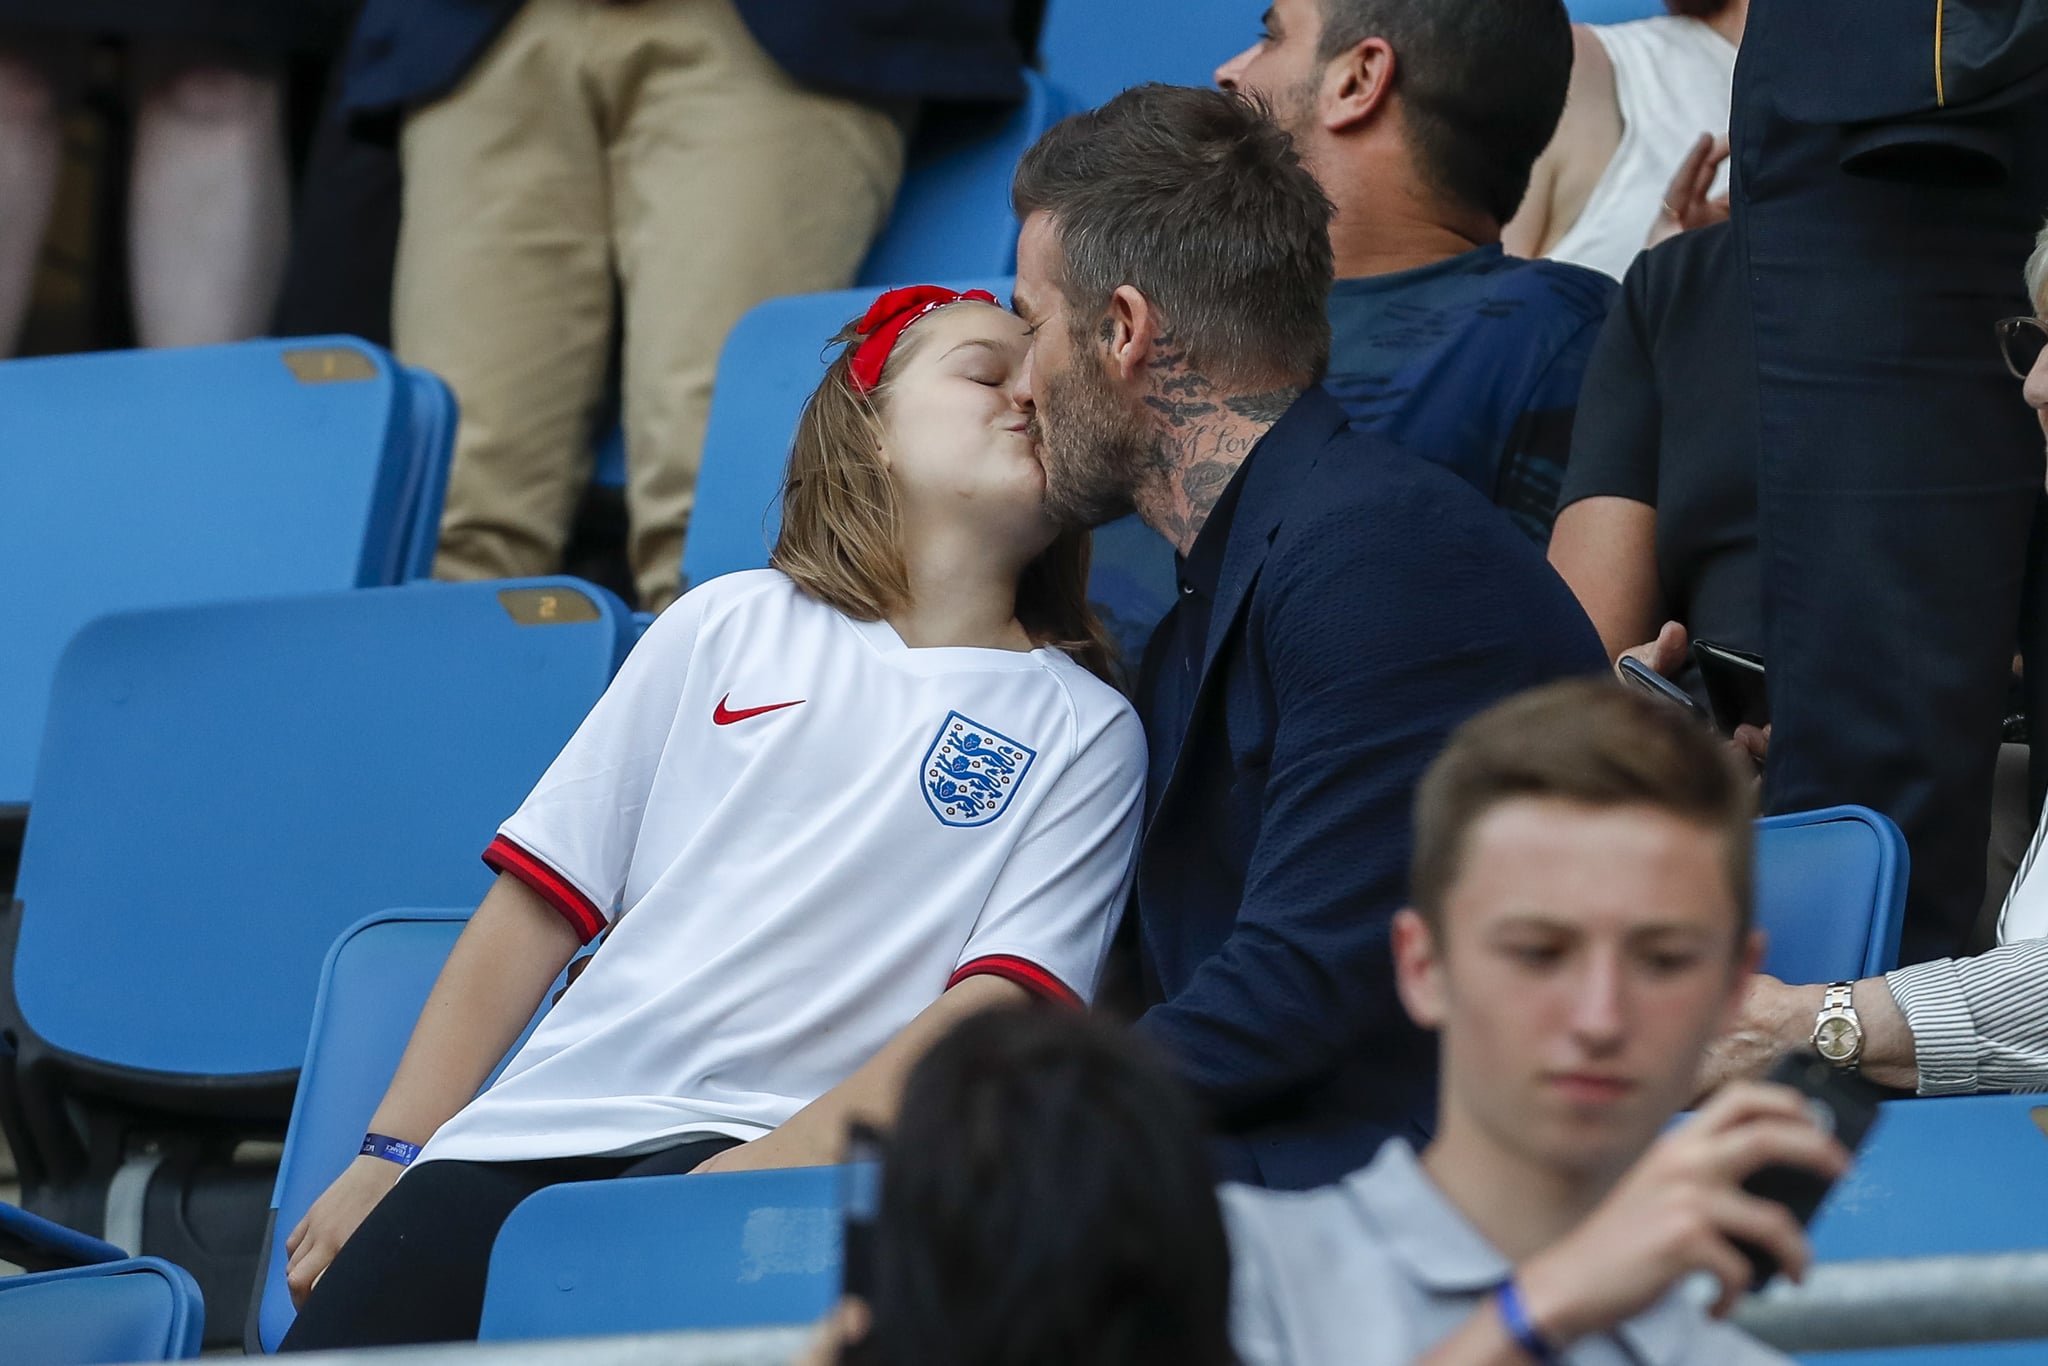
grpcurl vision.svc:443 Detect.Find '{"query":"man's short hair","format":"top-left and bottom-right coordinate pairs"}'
top-left (1411, 678), bottom-right (1757, 938)
top-left (1012, 83), bottom-right (1334, 389)
top-left (1317, 0), bottom-right (1573, 226)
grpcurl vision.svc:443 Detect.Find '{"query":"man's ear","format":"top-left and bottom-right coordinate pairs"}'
top-left (1392, 907), bottom-right (1447, 1030)
top-left (1324, 36), bottom-right (1397, 134)
top-left (1101, 284), bottom-right (1156, 384)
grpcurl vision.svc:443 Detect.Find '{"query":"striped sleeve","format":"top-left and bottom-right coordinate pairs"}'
top-left (1884, 940), bottom-right (2048, 1096)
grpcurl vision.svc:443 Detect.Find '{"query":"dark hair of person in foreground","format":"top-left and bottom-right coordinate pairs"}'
top-left (841, 1007), bottom-right (1235, 1366)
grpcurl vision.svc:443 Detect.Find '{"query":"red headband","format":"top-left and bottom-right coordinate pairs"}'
top-left (847, 285), bottom-right (1000, 395)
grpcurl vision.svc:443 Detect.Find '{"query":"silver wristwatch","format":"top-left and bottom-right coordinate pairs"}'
top-left (1810, 981), bottom-right (1865, 1069)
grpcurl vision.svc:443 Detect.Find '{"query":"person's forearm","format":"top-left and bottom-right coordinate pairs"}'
top-left (1752, 977), bottom-right (1918, 1091)
top-left (731, 975), bottom-right (1032, 1168)
top-left (367, 872), bottom-right (584, 1142)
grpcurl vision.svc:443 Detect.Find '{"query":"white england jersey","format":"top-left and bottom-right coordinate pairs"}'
top-left (419, 570), bottom-right (1145, 1165)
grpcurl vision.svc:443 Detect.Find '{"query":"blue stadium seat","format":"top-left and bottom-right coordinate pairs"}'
top-left (1754, 806), bottom-right (1907, 982)
top-left (1796, 1095), bottom-right (2048, 1363)
top-left (0, 337), bottom-right (453, 812)
top-left (0, 1257), bottom-right (205, 1363)
top-left (858, 70), bottom-right (1063, 286)
top-left (1038, 0), bottom-right (1251, 110)
top-left (1799, 1342), bottom-right (2048, 1365)
top-left (1, 578), bottom-right (629, 1343)
top-left (1564, 0), bottom-right (1668, 23)
top-left (0, 1200), bottom-right (126, 1273)
top-left (254, 909), bottom-right (500, 1351)
top-left (680, 281), bottom-right (1176, 668)
top-left (479, 1168), bottom-right (844, 1340)
top-left (1810, 1095), bottom-right (2048, 1261)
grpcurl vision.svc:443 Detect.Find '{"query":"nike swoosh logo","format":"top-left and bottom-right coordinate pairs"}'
top-left (713, 694), bottom-right (806, 726)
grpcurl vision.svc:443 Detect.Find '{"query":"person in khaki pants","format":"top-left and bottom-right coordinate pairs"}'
top-left (341, 0), bottom-right (1027, 609)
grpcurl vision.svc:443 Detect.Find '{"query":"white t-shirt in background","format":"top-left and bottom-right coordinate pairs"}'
top-left (419, 569), bottom-right (1145, 1166)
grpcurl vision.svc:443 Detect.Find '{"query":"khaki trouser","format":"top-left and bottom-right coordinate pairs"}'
top-left (396, 0), bottom-right (906, 610)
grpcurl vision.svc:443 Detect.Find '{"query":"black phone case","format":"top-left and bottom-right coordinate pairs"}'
top-left (1692, 640), bottom-right (1769, 735)
top-left (1735, 1051), bottom-right (1884, 1288)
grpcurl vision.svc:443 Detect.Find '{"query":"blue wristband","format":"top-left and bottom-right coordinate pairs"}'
top-left (360, 1133), bottom-right (421, 1168)
top-left (1494, 1278), bottom-right (1564, 1366)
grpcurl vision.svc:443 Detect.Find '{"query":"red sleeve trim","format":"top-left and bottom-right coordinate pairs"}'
top-left (947, 955), bottom-right (1082, 1009)
top-left (483, 835), bottom-right (607, 945)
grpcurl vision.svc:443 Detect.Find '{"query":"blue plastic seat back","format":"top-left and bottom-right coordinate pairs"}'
top-left (1754, 806), bottom-right (1907, 982)
top-left (1565, 0), bottom-right (1668, 22)
top-left (0, 1200), bottom-right (127, 1273)
top-left (1038, 0), bottom-right (1252, 110)
top-left (0, 337), bottom-right (433, 810)
top-left (0, 1257), bottom-right (205, 1362)
top-left (11, 578), bottom-right (629, 1084)
top-left (1797, 1342), bottom-right (2048, 1365)
top-left (256, 909), bottom-right (503, 1352)
top-left (397, 365), bottom-right (459, 579)
top-left (682, 279), bottom-right (1012, 590)
top-left (1810, 1095), bottom-right (2048, 1261)
top-left (478, 1168), bottom-right (844, 1340)
top-left (858, 71), bottom-right (1062, 286)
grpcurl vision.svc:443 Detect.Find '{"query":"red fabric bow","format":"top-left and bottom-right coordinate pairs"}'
top-left (848, 285), bottom-right (1000, 394)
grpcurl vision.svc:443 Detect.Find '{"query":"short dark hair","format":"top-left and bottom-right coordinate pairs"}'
top-left (1411, 678), bottom-right (1757, 939)
top-left (1664, 0), bottom-right (1735, 17)
top-left (1318, 0), bottom-right (1573, 225)
top-left (845, 1008), bottom-right (1234, 1366)
top-left (1012, 83), bottom-right (1334, 388)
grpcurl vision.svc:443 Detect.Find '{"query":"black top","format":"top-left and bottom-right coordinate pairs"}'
top-left (1145, 460), bottom-right (1250, 817)
top-left (1559, 222), bottom-right (1760, 696)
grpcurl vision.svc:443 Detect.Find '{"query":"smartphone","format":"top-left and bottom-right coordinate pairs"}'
top-left (1617, 655), bottom-right (1709, 721)
top-left (840, 1125), bottom-right (886, 1302)
top-left (1692, 640), bottom-right (1769, 736)
top-left (1736, 1051), bottom-right (1885, 1288)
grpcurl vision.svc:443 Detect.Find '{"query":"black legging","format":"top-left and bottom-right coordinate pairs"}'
top-left (278, 1133), bottom-right (742, 1351)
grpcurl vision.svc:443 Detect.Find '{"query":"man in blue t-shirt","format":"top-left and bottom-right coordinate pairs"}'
top-left (1218, 0), bottom-right (1617, 545)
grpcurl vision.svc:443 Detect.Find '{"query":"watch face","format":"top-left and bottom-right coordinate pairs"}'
top-left (1815, 1016), bottom-right (1859, 1060)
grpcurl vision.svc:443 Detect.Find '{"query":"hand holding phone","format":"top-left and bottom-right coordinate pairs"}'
top-left (1515, 1076), bottom-right (1858, 1340)
top-left (1734, 1050), bottom-right (1881, 1288)
top-left (1618, 655), bottom-right (1709, 721)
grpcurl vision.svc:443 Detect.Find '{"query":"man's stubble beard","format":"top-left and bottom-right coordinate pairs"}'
top-left (1034, 351), bottom-right (1152, 530)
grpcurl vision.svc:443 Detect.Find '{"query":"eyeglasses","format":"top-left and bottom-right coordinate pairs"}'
top-left (1995, 316), bottom-right (2048, 379)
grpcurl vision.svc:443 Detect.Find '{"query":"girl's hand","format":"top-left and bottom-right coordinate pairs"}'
top-left (283, 1154), bottom-right (404, 1307)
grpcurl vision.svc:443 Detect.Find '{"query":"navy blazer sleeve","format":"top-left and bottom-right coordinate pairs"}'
top-left (1134, 476), bottom-right (1604, 1114)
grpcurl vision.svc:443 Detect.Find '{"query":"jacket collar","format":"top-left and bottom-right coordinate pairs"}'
top-left (1141, 387), bottom-right (1351, 838)
top-left (1194, 386), bottom-right (1350, 689)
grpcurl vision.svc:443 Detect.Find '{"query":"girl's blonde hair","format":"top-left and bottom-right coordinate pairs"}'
top-left (771, 313), bottom-right (1120, 685)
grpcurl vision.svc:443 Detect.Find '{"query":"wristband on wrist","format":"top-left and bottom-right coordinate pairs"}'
top-left (1493, 1278), bottom-right (1565, 1366)
top-left (360, 1133), bottom-right (422, 1168)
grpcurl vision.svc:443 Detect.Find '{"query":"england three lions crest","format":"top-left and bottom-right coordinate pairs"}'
top-left (921, 712), bottom-right (1037, 828)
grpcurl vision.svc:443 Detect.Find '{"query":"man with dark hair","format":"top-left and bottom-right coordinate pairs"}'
top-left (1226, 679), bottom-right (1835, 1364)
top-left (1011, 84), bottom-right (1605, 1190)
top-left (1216, 0), bottom-right (1615, 544)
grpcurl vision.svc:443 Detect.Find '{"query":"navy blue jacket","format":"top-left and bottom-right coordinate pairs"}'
top-left (341, 0), bottom-right (1025, 120)
top-left (1132, 388), bottom-right (1606, 1192)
